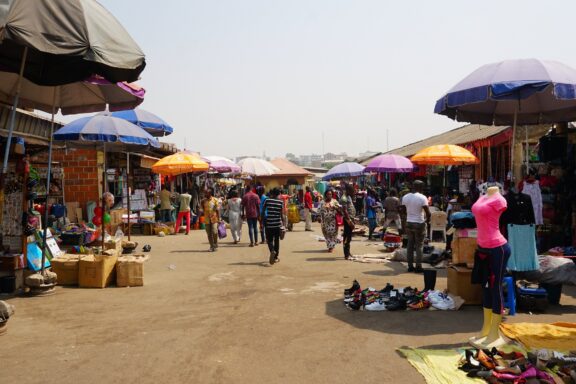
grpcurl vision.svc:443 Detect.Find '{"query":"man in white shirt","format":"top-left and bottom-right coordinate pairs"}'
top-left (400, 180), bottom-right (431, 273)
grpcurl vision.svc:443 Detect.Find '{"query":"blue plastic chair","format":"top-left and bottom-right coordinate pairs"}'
top-left (503, 276), bottom-right (516, 316)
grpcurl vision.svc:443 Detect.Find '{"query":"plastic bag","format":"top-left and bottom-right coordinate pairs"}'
top-left (523, 256), bottom-right (576, 285)
top-left (217, 221), bottom-right (227, 239)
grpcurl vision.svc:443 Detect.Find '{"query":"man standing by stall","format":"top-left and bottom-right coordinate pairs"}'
top-left (401, 180), bottom-right (431, 273)
top-left (201, 188), bottom-right (220, 252)
top-left (242, 185), bottom-right (261, 247)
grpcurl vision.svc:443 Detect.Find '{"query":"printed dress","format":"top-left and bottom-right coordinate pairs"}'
top-left (319, 200), bottom-right (341, 250)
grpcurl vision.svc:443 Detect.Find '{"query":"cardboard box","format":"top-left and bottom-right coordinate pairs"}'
top-left (78, 254), bottom-right (118, 288)
top-left (452, 237), bottom-right (477, 267)
top-left (51, 255), bottom-right (81, 286)
top-left (447, 266), bottom-right (482, 305)
top-left (0, 254), bottom-right (25, 271)
top-left (116, 255), bottom-right (146, 287)
top-left (455, 228), bottom-right (477, 238)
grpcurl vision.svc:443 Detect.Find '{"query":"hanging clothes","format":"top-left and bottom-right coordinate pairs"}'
top-left (500, 192), bottom-right (535, 225)
top-left (520, 179), bottom-right (543, 225)
top-left (506, 224), bottom-right (539, 271)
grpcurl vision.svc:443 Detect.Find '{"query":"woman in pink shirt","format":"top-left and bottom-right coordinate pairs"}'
top-left (470, 186), bottom-right (511, 349)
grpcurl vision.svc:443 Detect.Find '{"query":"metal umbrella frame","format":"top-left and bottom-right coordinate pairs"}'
top-left (54, 115), bottom-right (160, 246)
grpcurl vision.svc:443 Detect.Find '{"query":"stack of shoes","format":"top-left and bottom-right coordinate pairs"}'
top-left (458, 347), bottom-right (566, 383)
top-left (343, 280), bottom-right (364, 311)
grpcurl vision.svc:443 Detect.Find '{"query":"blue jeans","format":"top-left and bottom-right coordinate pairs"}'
top-left (160, 209), bottom-right (173, 222)
top-left (479, 243), bottom-right (511, 315)
top-left (247, 218), bottom-right (258, 244)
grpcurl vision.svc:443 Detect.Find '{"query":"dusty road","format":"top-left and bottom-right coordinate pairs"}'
top-left (2, 222), bottom-right (575, 384)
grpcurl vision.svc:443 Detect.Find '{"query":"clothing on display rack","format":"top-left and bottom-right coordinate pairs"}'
top-left (506, 224), bottom-right (538, 271)
top-left (500, 191), bottom-right (535, 238)
top-left (520, 179), bottom-right (543, 225)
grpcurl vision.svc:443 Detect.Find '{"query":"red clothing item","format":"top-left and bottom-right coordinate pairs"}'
top-left (280, 194), bottom-right (289, 214)
top-left (304, 191), bottom-right (313, 209)
top-left (471, 193), bottom-right (507, 248)
top-left (242, 191), bottom-right (261, 219)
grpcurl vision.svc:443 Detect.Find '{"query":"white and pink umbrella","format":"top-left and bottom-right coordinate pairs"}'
top-left (202, 156), bottom-right (241, 173)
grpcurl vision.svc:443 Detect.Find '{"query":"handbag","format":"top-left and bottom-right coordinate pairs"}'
top-left (335, 213), bottom-right (344, 226)
top-left (217, 221), bottom-right (227, 239)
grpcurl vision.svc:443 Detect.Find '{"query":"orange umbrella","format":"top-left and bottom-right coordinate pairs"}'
top-left (410, 144), bottom-right (478, 165)
top-left (152, 152), bottom-right (209, 176)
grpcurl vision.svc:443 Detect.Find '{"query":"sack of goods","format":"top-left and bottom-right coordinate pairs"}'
top-left (288, 204), bottom-right (300, 224)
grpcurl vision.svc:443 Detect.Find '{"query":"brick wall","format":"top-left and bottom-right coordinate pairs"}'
top-left (29, 147), bottom-right (103, 220)
top-left (52, 148), bottom-right (101, 212)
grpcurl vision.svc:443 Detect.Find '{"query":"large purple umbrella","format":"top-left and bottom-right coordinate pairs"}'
top-left (322, 162), bottom-right (365, 180)
top-left (203, 156), bottom-right (241, 173)
top-left (364, 154), bottom-right (413, 173)
top-left (434, 58), bottom-right (576, 125)
top-left (434, 58), bottom-right (576, 177)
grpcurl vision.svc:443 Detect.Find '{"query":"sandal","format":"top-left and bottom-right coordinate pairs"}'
top-left (476, 349), bottom-right (496, 370)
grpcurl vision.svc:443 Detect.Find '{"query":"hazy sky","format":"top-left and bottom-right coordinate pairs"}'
top-left (93, 1), bottom-right (575, 159)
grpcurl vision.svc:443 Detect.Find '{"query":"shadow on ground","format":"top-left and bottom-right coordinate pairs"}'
top-left (325, 298), bottom-right (481, 335)
top-left (306, 257), bottom-right (342, 262)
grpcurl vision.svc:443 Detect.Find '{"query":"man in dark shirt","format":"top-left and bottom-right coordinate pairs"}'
top-left (242, 185), bottom-right (261, 247)
top-left (263, 188), bottom-right (286, 265)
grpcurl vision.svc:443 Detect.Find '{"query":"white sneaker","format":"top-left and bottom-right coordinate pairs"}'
top-left (365, 300), bottom-right (387, 311)
top-left (430, 293), bottom-right (455, 310)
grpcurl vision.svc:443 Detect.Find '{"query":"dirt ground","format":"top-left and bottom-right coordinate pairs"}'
top-left (2, 222), bottom-right (576, 384)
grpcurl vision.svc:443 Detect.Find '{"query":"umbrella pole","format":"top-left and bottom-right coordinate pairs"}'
top-left (101, 143), bottom-right (106, 250)
top-left (1, 47), bottom-right (28, 177)
top-left (40, 90), bottom-right (57, 277)
top-left (510, 109), bottom-right (517, 183)
top-left (127, 152), bottom-right (131, 241)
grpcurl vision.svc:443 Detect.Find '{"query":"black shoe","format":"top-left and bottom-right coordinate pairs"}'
top-left (385, 297), bottom-right (407, 311)
top-left (344, 280), bottom-right (361, 296)
top-left (379, 283), bottom-right (394, 294)
top-left (347, 300), bottom-right (362, 310)
top-left (415, 266), bottom-right (424, 273)
top-left (269, 251), bottom-right (276, 265)
top-left (142, 245), bottom-right (151, 252)
top-left (407, 266), bottom-right (415, 273)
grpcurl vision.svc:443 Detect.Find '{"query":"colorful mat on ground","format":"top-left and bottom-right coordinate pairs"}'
top-left (500, 322), bottom-right (576, 352)
top-left (398, 348), bottom-right (483, 384)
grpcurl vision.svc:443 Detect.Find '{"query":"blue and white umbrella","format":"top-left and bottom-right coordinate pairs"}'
top-left (434, 58), bottom-right (576, 125)
top-left (434, 58), bottom-right (576, 179)
top-left (54, 114), bottom-right (159, 241)
top-left (54, 114), bottom-right (160, 148)
top-left (110, 108), bottom-right (173, 137)
top-left (322, 162), bottom-right (365, 180)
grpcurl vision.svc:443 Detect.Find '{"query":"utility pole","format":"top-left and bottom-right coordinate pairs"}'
top-left (386, 129), bottom-right (390, 152)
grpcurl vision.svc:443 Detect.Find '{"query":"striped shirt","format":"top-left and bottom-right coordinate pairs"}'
top-left (263, 198), bottom-right (284, 228)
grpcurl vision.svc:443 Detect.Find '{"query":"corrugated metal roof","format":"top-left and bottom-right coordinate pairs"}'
top-left (385, 124), bottom-right (511, 157)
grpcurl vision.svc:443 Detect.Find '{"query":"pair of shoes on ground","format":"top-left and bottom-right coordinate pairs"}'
top-left (209, 247), bottom-right (218, 252)
top-left (269, 251), bottom-right (279, 265)
top-left (407, 266), bottom-right (424, 273)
